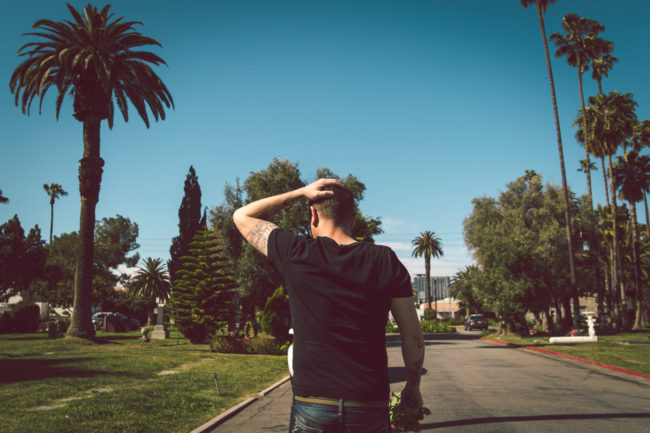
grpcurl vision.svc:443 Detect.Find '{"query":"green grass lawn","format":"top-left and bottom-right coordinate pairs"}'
top-left (482, 330), bottom-right (650, 376)
top-left (0, 331), bottom-right (289, 433)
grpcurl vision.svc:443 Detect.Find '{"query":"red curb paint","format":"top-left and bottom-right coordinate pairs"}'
top-left (480, 338), bottom-right (650, 379)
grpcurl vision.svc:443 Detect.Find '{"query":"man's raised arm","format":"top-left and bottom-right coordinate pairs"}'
top-left (232, 178), bottom-right (343, 256)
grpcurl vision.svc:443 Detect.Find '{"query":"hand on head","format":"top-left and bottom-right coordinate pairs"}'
top-left (303, 178), bottom-right (346, 201)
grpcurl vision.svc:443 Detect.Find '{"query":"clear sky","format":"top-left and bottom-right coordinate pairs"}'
top-left (2, 0), bottom-right (649, 279)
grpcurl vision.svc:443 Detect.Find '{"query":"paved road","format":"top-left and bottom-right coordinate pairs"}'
top-left (209, 330), bottom-right (650, 432)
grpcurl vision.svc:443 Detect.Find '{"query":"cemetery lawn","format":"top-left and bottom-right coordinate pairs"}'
top-left (0, 332), bottom-right (288, 433)
top-left (483, 330), bottom-right (650, 376)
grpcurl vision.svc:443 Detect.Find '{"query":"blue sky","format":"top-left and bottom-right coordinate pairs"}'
top-left (1, 0), bottom-right (649, 279)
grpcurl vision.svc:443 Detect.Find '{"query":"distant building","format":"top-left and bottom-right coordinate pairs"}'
top-left (412, 274), bottom-right (451, 305)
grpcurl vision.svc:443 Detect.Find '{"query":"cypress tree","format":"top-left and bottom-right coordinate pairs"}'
top-left (169, 228), bottom-right (238, 344)
top-left (169, 166), bottom-right (202, 282)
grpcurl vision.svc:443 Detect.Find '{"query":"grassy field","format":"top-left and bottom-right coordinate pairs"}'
top-left (0, 332), bottom-right (288, 433)
top-left (482, 330), bottom-right (650, 376)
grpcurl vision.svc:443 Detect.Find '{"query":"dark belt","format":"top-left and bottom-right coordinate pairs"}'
top-left (294, 395), bottom-right (388, 408)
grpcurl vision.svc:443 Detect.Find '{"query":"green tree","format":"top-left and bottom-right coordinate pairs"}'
top-left (210, 158), bottom-right (382, 314)
top-left (128, 258), bottom-right (171, 325)
top-left (43, 183), bottom-right (68, 243)
top-left (169, 166), bottom-right (203, 283)
top-left (585, 91), bottom-right (637, 328)
top-left (10, 4), bottom-right (173, 338)
top-left (613, 151), bottom-right (650, 329)
top-left (464, 172), bottom-right (577, 333)
top-left (550, 13), bottom-right (605, 200)
top-left (411, 231), bottom-right (443, 312)
top-left (450, 265), bottom-right (483, 318)
top-left (169, 229), bottom-right (238, 344)
top-left (0, 190), bottom-right (8, 204)
top-left (521, 0), bottom-right (580, 328)
top-left (0, 216), bottom-right (47, 302)
top-left (261, 286), bottom-right (290, 338)
top-left (36, 215), bottom-right (139, 309)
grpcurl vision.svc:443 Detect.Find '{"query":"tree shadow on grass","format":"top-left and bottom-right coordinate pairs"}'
top-left (0, 358), bottom-right (139, 384)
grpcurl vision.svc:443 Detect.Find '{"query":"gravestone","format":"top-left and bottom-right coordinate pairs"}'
top-left (151, 305), bottom-right (167, 339)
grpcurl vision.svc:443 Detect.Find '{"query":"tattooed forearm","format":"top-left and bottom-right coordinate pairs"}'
top-left (245, 221), bottom-right (277, 256)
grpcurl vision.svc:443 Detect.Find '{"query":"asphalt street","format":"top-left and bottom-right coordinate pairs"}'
top-left (208, 330), bottom-right (650, 432)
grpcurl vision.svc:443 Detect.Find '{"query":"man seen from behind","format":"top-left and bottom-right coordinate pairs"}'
top-left (233, 178), bottom-right (424, 433)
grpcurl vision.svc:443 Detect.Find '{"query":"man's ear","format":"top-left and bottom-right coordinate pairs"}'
top-left (310, 206), bottom-right (319, 228)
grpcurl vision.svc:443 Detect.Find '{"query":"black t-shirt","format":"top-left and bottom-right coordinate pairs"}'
top-left (268, 228), bottom-right (412, 401)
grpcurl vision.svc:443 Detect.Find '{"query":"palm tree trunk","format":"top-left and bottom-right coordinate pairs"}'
top-left (536, 1), bottom-right (580, 330)
top-left (49, 199), bottom-right (54, 243)
top-left (578, 66), bottom-right (593, 201)
top-left (425, 255), bottom-right (431, 311)
top-left (643, 194), bottom-right (650, 237)
top-left (433, 278), bottom-right (438, 316)
top-left (601, 156), bottom-right (610, 206)
top-left (607, 154), bottom-right (627, 329)
top-left (67, 117), bottom-right (104, 339)
top-left (629, 202), bottom-right (645, 329)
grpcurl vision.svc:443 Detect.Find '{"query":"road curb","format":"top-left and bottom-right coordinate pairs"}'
top-left (189, 375), bottom-right (291, 433)
top-left (481, 338), bottom-right (650, 379)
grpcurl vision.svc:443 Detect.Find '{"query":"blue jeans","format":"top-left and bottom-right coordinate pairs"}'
top-left (290, 398), bottom-right (391, 433)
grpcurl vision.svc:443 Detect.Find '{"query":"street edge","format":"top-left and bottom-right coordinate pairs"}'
top-left (188, 375), bottom-right (291, 433)
top-left (482, 338), bottom-right (650, 379)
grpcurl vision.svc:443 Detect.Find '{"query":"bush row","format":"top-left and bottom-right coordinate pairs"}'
top-left (209, 335), bottom-right (290, 355)
top-left (386, 319), bottom-right (457, 334)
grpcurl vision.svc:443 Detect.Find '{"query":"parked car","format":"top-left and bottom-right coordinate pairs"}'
top-left (464, 314), bottom-right (488, 331)
top-left (92, 312), bottom-right (140, 331)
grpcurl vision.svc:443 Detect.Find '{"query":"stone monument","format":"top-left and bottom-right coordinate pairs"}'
top-left (151, 303), bottom-right (167, 340)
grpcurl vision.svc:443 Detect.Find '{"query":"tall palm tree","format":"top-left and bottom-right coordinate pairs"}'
top-left (577, 158), bottom-right (597, 175)
top-left (550, 13), bottom-right (605, 201)
top-left (587, 91), bottom-right (638, 328)
top-left (521, 0), bottom-right (580, 329)
top-left (631, 120), bottom-right (650, 235)
top-left (10, 4), bottom-right (173, 338)
top-left (613, 151), bottom-right (650, 330)
top-left (0, 190), bottom-right (7, 204)
top-left (412, 231), bottom-right (443, 312)
top-left (129, 257), bottom-right (171, 325)
top-left (590, 39), bottom-right (617, 96)
top-left (43, 183), bottom-right (68, 243)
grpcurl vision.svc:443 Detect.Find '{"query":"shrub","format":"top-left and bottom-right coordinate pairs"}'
top-left (208, 335), bottom-right (289, 355)
top-left (385, 321), bottom-right (398, 333)
top-left (420, 320), bottom-right (455, 333)
top-left (423, 310), bottom-right (437, 321)
top-left (0, 303), bottom-right (41, 333)
top-left (261, 286), bottom-right (290, 338)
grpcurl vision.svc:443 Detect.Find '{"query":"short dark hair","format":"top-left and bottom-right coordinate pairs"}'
top-left (308, 184), bottom-right (356, 225)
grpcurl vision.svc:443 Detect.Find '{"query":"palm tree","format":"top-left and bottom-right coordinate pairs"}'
top-left (631, 120), bottom-right (650, 235)
top-left (10, 4), bottom-right (173, 338)
top-left (590, 39), bottom-right (617, 96)
top-left (550, 13), bottom-right (605, 201)
top-left (450, 265), bottom-right (481, 318)
top-left (43, 183), bottom-right (68, 243)
top-left (587, 91), bottom-right (638, 328)
top-left (129, 257), bottom-right (171, 325)
top-left (412, 231), bottom-right (443, 312)
top-left (521, 0), bottom-right (580, 329)
top-left (577, 158), bottom-right (597, 175)
top-left (0, 190), bottom-right (7, 204)
top-left (612, 151), bottom-right (650, 330)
